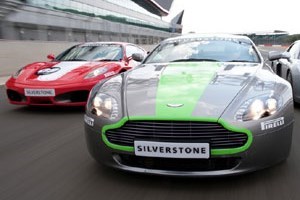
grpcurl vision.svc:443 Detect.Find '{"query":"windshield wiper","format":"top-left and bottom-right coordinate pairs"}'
top-left (64, 58), bottom-right (87, 61)
top-left (170, 58), bottom-right (220, 62)
top-left (226, 60), bottom-right (254, 63)
top-left (96, 59), bottom-right (117, 62)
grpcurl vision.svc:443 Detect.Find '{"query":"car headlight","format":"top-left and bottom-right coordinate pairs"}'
top-left (85, 67), bottom-right (108, 79)
top-left (90, 93), bottom-right (119, 120)
top-left (235, 94), bottom-right (282, 121)
top-left (13, 67), bottom-right (24, 78)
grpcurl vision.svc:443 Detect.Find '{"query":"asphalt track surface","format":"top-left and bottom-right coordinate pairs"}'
top-left (1, 48), bottom-right (300, 200)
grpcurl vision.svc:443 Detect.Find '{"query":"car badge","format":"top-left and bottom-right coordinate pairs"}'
top-left (37, 67), bottom-right (60, 75)
top-left (167, 103), bottom-right (184, 108)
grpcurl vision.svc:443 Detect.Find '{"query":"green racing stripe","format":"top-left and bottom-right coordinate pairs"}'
top-left (156, 62), bottom-right (220, 118)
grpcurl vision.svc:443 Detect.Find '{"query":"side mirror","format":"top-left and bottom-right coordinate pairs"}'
top-left (47, 54), bottom-right (55, 61)
top-left (131, 53), bottom-right (144, 62)
top-left (268, 51), bottom-right (290, 61)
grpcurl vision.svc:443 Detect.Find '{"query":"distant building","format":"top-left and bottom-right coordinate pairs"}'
top-left (0, 0), bottom-right (184, 44)
top-left (240, 30), bottom-right (289, 45)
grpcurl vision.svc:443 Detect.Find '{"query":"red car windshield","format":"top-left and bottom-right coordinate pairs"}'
top-left (55, 44), bottom-right (123, 62)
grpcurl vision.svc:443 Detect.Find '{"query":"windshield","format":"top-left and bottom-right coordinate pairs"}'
top-left (55, 44), bottom-right (123, 61)
top-left (144, 39), bottom-right (260, 64)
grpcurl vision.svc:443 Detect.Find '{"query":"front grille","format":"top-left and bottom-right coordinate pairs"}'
top-left (106, 121), bottom-right (248, 149)
top-left (117, 154), bottom-right (241, 171)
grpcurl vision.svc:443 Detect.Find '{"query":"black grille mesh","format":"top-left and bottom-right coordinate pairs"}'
top-left (105, 121), bottom-right (248, 149)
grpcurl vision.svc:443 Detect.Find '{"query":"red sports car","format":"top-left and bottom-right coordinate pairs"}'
top-left (6, 42), bottom-right (146, 106)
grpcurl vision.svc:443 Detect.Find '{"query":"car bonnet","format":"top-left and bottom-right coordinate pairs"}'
top-left (125, 62), bottom-right (259, 119)
top-left (15, 61), bottom-right (110, 85)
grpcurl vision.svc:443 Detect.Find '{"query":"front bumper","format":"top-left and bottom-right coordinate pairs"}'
top-left (5, 78), bottom-right (99, 106)
top-left (84, 117), bottom-right (293, 177)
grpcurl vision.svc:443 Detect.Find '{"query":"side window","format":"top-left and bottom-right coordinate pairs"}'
top-left (287, 43), bottom-right (299, 59)
top-left (286, 44), bottom-right (294, 52)
top-left (295, 43), bottom-right (300, 60)
top-left (125, 45), bottom-right (145, 57)
top-left (297, 52), bottom-right (300, 60)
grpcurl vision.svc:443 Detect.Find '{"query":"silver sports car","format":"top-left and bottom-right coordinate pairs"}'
top-left (269, 40), bottom-right (300, 103)
top-left (84, 34), bottom-right (294, 176)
